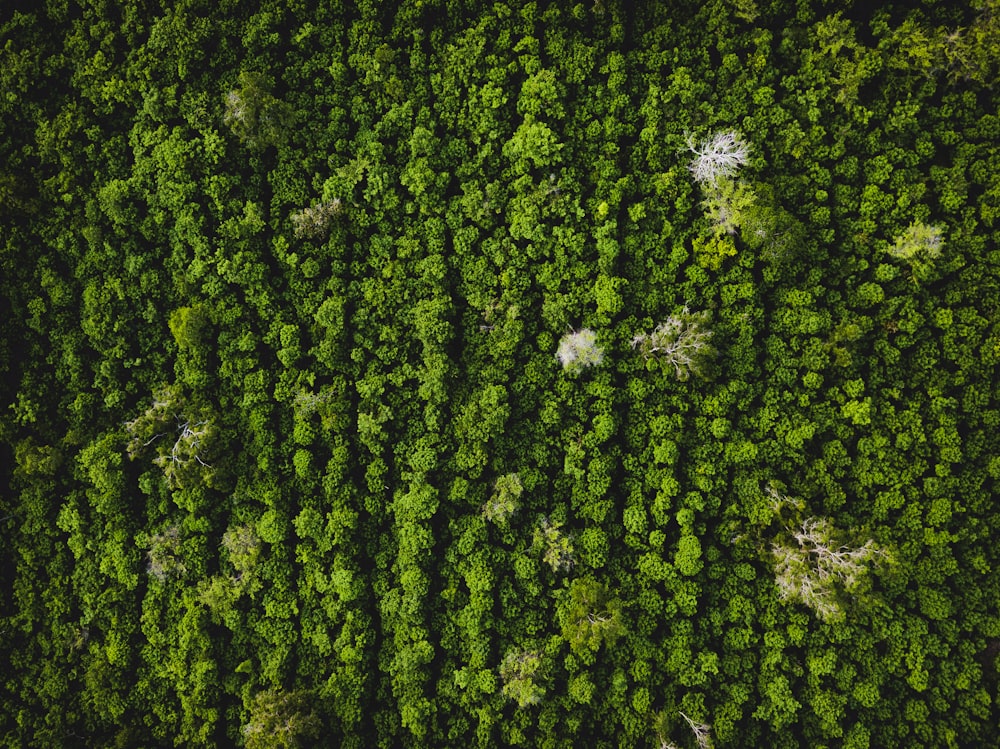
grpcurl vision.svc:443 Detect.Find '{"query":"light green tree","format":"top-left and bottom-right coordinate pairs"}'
top-left (888, 220), bottom-right (944, 280)
top-left (558, 577), bottom-right (624, 655)
top-left (223, 71), bottom-right (295, 150)
top-left (144, 523), bottom-right (186, 582)
top-left (482, 472), bottom-right (522, 526)
top-left (533, 516), bottom-right (574, 572)
top-left (500, 649), bottom-right (546, 707)
top-left (699, 177), bottom-right (757, 236)
top-left (290, 198), bottom-right (342, 239)
top-left (242, 689), bottom-right (321, 749)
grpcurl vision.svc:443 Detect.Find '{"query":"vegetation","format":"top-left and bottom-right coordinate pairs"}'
top-left (556, 328), bottom-right (605, 374)
top-left (2, 0), bottom-right (1000, 746)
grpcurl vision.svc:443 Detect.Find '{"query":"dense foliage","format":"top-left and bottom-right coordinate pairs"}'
top-left (2, 0), bottom-right (999, 746)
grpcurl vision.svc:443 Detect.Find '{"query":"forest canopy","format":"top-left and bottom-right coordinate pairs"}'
top-left (2, 0), bottom-right (999, 746)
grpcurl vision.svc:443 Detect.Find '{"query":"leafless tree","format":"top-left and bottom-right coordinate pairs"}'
top-left (772, 516), bottom-right (886, 622)
top-left (679, 711), bottom-right (714, 749)
top-left (557, 328), bottom-right (604, 374)
top-left (686, 130), bottom-right (750, 187)
top-left (631, 308), bottom-right (714, 380)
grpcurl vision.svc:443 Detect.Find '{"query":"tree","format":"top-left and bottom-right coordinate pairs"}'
top-left (290, 199), bottom-right (342, 239)
top-left (502, 117), bottom-right (563, 172)
top-left (223, 71), bottom-right (295, 150)
top-left (652, 710), bottom-right (680, 749)
top-left (125, 386), bottom-right (216, 488)
top-left (691, 234), bottom-right (737, 270)
top-left (125, 385), bottom-right (184, 460)
top-left (499, 649), bottom-right (546, 707)
top-left (631, 309), bottom-right (714, 380)
top-left (144, 523), bottom-right (186, 581)
top-left (482, 472), bottom-right (522, 525)
top-left (558, 577), bottom-right (624, 655)
top-left (151, 418), bottom-right (215, 487)
top-left (699, 177), bottom-right (757, 236)
top-left (533, 516), bottom-right (575, 572)
top-left (685, 131), bottom-right (750, 187)
top-left (168, 304), bottom-right (210, 350)
top-left (223, 524), bottom-right (261, 584)
top-left (771, 517), bottom-right (886, 623)
top-left (679, 711), bottom-right (714, 749)
top-left (242, 689), bottom-right (322, 749)
top-left (888, 220), bottom-right (944, 280)
top-left (556, 328), bottom-right (604, 374)
top-left (651, 710), bottom-right (713, 749)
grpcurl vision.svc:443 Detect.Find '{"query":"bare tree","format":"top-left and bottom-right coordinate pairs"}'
top-left (679, 711), bottom-right (714, 749)
top-left (686, 131), bottom-right (750, 187)
top-left (557, 328), bottom-right (604, 374)
top-left (651, 709), bottom-right (713, 749)
top-left (772, 516), bottom-right (886, 622)
top-left (764, 485), bottom-right (805, 517)
top-left (631, 308), bottom-right (714, 380)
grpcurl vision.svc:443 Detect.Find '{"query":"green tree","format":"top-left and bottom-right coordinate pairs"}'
top-left (558, 577), bottom-right (624, 655)
top-left (502, 117), bottom-right (563, 172)
top-left (482, 472), bottom-right (522, 526)
top-left (499, 649), bottom-right (546, 708)
top-left (168, 304), bottom-right (210, 350)
top-left (223, 71), bottom-right (295, 149)
top-left (242, 689), bottom-right (322, 749)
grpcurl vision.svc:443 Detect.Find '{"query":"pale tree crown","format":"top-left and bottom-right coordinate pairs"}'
top-left (556, 328), bottom-right (604, 374)
top-left (686, 130), bottom-right (750, 187)
top-left (889, 220), bottom-right (944, 262)
top-left (631, 308), bottom-right (714, 381)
